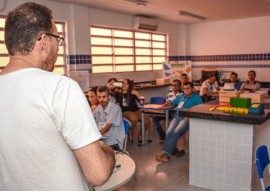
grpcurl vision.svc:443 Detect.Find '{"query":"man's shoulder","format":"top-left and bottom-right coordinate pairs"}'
top-left (107, 102), bottom-right (121, 112)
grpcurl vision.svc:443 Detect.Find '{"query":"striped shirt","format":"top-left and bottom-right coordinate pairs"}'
top-left (166, 90), bottom-right (181, 101)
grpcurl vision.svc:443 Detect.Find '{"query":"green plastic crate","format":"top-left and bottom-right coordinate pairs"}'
top-left (230, 97), bottom-right (251, 108)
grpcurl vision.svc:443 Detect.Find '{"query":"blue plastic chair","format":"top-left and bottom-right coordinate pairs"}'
top-left (256, 145), bottom-right (270, 191)
top-left (150, 97), bottom-right (166, 104)
top-left (122, 119), bottom-right (131, 154)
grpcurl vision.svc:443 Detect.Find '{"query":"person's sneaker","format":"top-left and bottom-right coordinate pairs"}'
top-left (175, 150), bottom-right (185, 157)
top-left (158, 139), bottom-right (165, 144)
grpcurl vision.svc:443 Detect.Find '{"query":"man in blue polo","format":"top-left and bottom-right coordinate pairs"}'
top-left (155, 82), bottom-right (203, 162)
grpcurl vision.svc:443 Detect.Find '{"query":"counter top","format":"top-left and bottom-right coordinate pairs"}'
top-left (179, 100), bottom-right (270, 125)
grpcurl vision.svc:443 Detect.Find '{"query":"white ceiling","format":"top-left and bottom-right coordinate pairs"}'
top-left (51, 0), bottom-right (270, 23)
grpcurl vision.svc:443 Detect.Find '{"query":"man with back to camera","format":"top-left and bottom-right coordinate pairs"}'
top-left (0, 3), bottom-right (115, 191)
top-left (93, 86), bottom-right (125, 151)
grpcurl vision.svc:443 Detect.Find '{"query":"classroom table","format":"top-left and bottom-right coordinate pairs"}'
top-left (93, 152), bottom-right (136, 191)
top-left (139, 104), bottom-right (174, 145)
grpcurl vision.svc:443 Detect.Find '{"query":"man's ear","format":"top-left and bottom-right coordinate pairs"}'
top-left (39, 34), bottom-right (49, 53)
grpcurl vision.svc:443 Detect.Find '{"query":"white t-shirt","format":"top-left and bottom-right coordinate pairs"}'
top-left (199, 80), bottom-right (219, 96)
top-left (0, 68), bottom-right (101, 191)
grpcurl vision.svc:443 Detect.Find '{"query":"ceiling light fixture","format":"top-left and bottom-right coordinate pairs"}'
top-left (124, 0), bottom-right (148, 6)
top-left (179, 11), bottom-right (206, 21)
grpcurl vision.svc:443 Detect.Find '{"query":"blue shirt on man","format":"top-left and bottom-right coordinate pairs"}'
top-left (171, 93), bottom-right (203, 120)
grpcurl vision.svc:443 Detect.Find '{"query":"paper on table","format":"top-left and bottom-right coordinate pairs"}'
top-left (142, 104), bottom-right (163, 109)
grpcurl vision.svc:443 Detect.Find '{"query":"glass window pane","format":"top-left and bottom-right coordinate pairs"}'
top-left (53, 67), bottom-right (65, 75)
top-left (56, 56), bottom-right (64, 65)
top-left (136, 48), bottom-right (151, 55)
top-left (153, 49), bottom-right (165, 56)
top-left (114, 30), bottom-right (132, 38)
top-left (115, 65), bottom-right (133, 72)
top-left (91, 37), bottom-right (112, 45)
top-left (153, 42), bottom-right (165, 48)
top-left (115, 56), bottom-right (133, 64)
top-left (135, 32), bottom-right (150, 40)
top-left (136, 64), bottom-right (152, 71)
top-left (135, 40), bottom-right (151, 47)
top-left (152, 34), bottom-right (165, 41)
top-left (0, 18), bottom-right (5, 28)
top-left (92, 56), bottom-right (113, 64)
top-left (91, 27), bottom-right (111, 36)
top-left (153, 57), bottom-right (166, 63)
top-left (115, 48), bottom-right (133, 55)
top-left (58, 46), bottom-right (64, 54)
top-left (114, 39), bottom-right (133, 46)
top-left (92, 47), bottom-right (112, 55)
top-left (0, 44), bottom-right (8, 54)
top-left (0, 31), bottom-right (4, 41)
top-left (153, 64), bottom-right (162, 70)
top-left (136, 57), bottom-right (151, 63)
top-left (92, 66), bottom-right (113, 73)
top-left (0, 56), bottom-right (9, 67)
top-left (56, 23), bottom-right (64, 33)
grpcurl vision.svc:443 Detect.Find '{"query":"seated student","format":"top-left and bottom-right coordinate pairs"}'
top-left (87, 86), bottom-right (99, 112)
top-left (226, 72), bottom-right (242, 90)
top-left (93, 86), bottom-right (125, 151)
top-left (106, 77), bottom-right (120, 103)
top-left (240, 70), bottom-right (260, 92)
top-left (199, 72), bottom-right (220, 102)
top-left (152, 79), bottom-right (182, 143)
top-left (180, 73), bottom-right (188, 91)
top-left (155, 82), bottom-right (203, 162)
top-left (115, 79), bottom-right (151, 143)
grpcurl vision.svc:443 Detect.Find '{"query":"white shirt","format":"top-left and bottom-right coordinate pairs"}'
top-left (199, 80), bottom-right (219, 96)
top-left (0, 68), bottom-right (100, 191)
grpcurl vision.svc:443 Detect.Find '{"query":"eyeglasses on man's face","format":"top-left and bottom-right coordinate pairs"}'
top-left (45, 33), bottom-right (64, 46)
top-left (38, 33), bottom-right (64, 46)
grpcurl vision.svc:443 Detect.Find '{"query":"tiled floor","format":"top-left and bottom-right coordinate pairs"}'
top-left (115, 131), bottom-right (213, 191)
top-left (115, 129), bottom-right (269, 191)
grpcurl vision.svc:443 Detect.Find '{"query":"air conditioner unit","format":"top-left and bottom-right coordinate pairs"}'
top-left (133, 16), bottom-right (159, 31)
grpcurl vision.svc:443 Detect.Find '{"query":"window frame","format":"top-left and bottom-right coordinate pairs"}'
top-left (90, 25), bottom-right (168, 74)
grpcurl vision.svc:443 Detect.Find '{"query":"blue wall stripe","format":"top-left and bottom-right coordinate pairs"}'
top-left (168, 53), bottom-right (270, 62)
top-left (192, 64), bottom-right (270, 69)
top-left (67, 53), bottom-right (270, 65)
top-left (67, 54), bottom-right (91, 65)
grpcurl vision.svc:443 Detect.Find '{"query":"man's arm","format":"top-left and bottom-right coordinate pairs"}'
top-left (74, 141), bottom-right (115, 186)
top-left (100, 123), bottom-right (112, 134)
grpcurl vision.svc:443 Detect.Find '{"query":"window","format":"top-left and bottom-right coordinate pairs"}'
top-left (0, 16), bottom-right (67, 75)
top-left (90, 26), bottom-right (167, 73)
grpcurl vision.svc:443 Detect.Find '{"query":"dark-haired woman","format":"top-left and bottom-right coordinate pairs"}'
top-left (87, 86), bottom-right (99, 112)
top-left (115, 79), bottom-right (150, 142)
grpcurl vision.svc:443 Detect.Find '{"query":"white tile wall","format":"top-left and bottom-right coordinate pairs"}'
top-left (189, 118), bottom-right (255, 191)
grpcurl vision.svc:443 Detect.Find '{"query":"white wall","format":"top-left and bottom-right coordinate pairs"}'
top-left (187, 16), bottom-right (270, 82)
top-left (3, 0), bottom-right (270, 84)
top-left (1, 0), bottom-right (182, 86)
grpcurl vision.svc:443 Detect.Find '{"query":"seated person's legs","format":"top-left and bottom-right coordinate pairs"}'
top-left (134, 109), bottom-right (151, 140)
top-left (123, 111), bottom-right (140, 142)
top-left (152, 116), bottom-right (166, 142)
top-left (175, 136), bottom-right (185, 157)
top-left (155, 118), bottom-right (189, 162)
